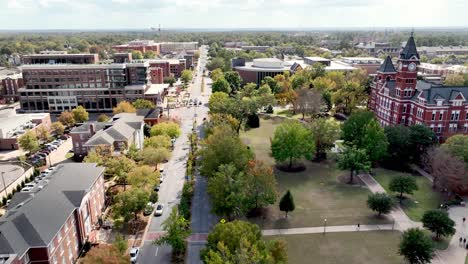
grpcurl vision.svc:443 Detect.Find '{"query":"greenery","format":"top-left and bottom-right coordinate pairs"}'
top-left (389, 175), bottom-right (419, 202)
top-left (127, 165), bottom-right (159, 191)
top-left (51, 122), bottom-right (65, 136)
top-left (139, 147), bottom-right (171, 169)
top-left (150, 121), bottom-right (181, 138)
top-left (113, 101), bottom-right (136, 114)
top-left (18, 130), bottom-right (39, 153)
top-left (270, 120), bottom-right (314, 169)
top-left (71, 106), bottom-right (89, 123)
top-left (58, 111), bottom-right (75, 127)
top-left (179, 181), bottom-right (194, 220)
top-left (80, 244), bottom-right (129, 264)
top-left (309, 118), bottom-right (341, 160)
top-left (97, 114), bottom-right (110, 122)
top-left (244, 160), bottom-right (278, 210)
top-left (211, 78), bottom-right (231, 94)
top-left (112, 188), bottom-right (149, 222)
top-left (181, 69), bottom-right (193, 88)
top-left (201, 220), bottom-right (287, 264)
top-left (337, 146), bottom-right (371, 183)
top-left (144, 135), bottom-right (172, 149)
top-left (421, 209), bottom-right (455, 239)
top-left (154, 207), bottom-right (191, 257)
top-left (399, 228), bottom-right (434, 264)
top-left (132, 99), bottom-right (155, 109)
top-left (367, 193), bottom-right (394, 216)
top-left (279, 190), bottom-right (295, 218)
top-left (442, 135), bottom-right (468, 163)
top-left (36, 126), bottom-right (51, 142)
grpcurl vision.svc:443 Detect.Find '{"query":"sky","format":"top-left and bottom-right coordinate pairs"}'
top-left (0, 0), bottom-right (467, 30)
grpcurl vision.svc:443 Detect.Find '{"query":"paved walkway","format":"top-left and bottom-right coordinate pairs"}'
top-left (263, 224), bottom-right (395, 236)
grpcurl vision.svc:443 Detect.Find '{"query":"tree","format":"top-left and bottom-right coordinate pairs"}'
top-left (279, 190), bottom-right (295, 218)
top-left (342, 110), bottom-right (375, 147)
top-left (58, 111), bottom-right (75, 127)
top-left (444, 73), bottom-right (466, 86)
top-left (201, 220), bottom-right (287, 264)
top-left (399, 228), bottom-right (434, 264)
top-left (389, 176), bottom-right (418, 202)
top-left (113, 234), bottom-right (128, 255)
top-left (208, 92), bottom-right (230, 114)
top-left (422, 209), bottom-right (456, 239)
top-left (223, 71), bottom-right (242, 93)
top-left (337, 147), bottom-right (371, 183)
top-left (181, 69), bottom-right (193, 88)
top-left (150, 121), bottom-right (181, 138)
top-left (51, 122), bottom-right (65, 136)
top-left (113, 101), bottom-right (136, 114)
top-left (270, 120), bottom-right (315, 169)
top-left (131, 50), bottom-right (143, 60)
top-left (143, 50), bottom-right (156, 59)
top-left (139, 147), bottom-right (171, 170)
top-left (164, 76), bottom-right (176, 87)
top-left (144, 135), bottom-right (171, 149)
top-left (384, 125), bottom-right (412, 167)
top-left (207, 164), bottom-right (247, 219)
top-left (309, 118), bottom-right (341, 160)
top-left (36, 126), bottom-right (51, 142)
top-left (367, 193), bottom-right (394, 216)
top-left (244, 160), bottom-right (278, 210)
top-left (83, 149), bottom-right (105, 165)
top-left (113, 188), bottom-right (149, 221)
top-left (361, 119), bottom-right (388, 163)
top-left (132, 99), bottom-right (155, 109)
top-left (408, 125), bottom-right (436, 164)
top-left (154, 207), bottom-right (191, 257)
top-left (331, 80), bottom-right (367, 115)
top-left (199, 125), bottom-right (253, 177)
top-left (127, 165), bottom-right (159, 191)
top-left (212, 78), bottom-right (231, 94)
top-left (18, 130), bottom-right (39, 153)
top-left (206, 57), bottom-right (225, 71)
top-left (442, 135), bottom-right (468, 163)
top-left (104, 156), bottom-right (136, 188)
top-left (424, 147), bottom-right (467, 193)
top-left (80, 244), bottom-right (129, 264)
top-left (71, 106), bottom-right (89, 123)
top-left (97, 114), bottom-right (110, 122)
top-left (204, 113), bottom-right (240, 136)
top-left (210, 68), bottom-right (223, 82)
top-left (295, 87), bottom-right (322, 120)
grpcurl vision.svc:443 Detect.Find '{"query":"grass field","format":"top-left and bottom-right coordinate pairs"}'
top-left (266, 231), bottom-right (403, 264)
top-left (241, 116), bottom-right (389, 228)
top-left (372, 168), bottom-right (443, 222)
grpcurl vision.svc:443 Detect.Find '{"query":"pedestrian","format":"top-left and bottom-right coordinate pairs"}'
top-left (464, 238), bottom-right (466, 245)
top-left (357, 223), bottom-right (360, 231)
top-left (461, 237), bottom-right (463, 244)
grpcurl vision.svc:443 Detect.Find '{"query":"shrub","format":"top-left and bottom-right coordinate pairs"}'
top-left (21, 180), bottom-right (25, 187)
top-left (16, 185), bottom-right (21, 192)
top-left (266, 105), bottom-right (274, 114)
top-left (247, 114), bottom-right (260, 128)
top-left (179, 181), bottom-right (194, 220)
top-left (7, 193), bottom-right (12, 199)
top-left (149, 191), bottom-right (159, 203)
top-left (2, 197), bottom-right (7, 205)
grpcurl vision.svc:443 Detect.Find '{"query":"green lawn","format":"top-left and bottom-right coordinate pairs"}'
top-left (266, 231), bottom-right (403, 264)
top-left (273, 109), bottom-right (302, 120)
top-left (372, 168), bottom-right (443, 221)
top-left (241, 117), bottom-right (389, 228)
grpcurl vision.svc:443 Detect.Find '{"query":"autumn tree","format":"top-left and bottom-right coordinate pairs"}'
top-left (105, 156), bottom-right (136, 188)
top-left (210, 68), bottom-right (224, 81)
top-left (139, 147), bottom-right (171, 170)
top-left (51, 122), bottom-right (65, 136)
top-left (144, 135), bottom-right (172, 149)
top-left (131, 50), bottom-right (143, 60)
top-left (150, 122), bottom-right (181, 138)
top-left (244, 160), bottom-right (278, 210)
top-left (58, 111), bottom-right (75, 127)
top-left (113, 188), bottom-right (149, 221)
top-left (36, 126), bottom-right (51, 142)
top-left (113, 101), bottom-right (136, 114)
top-left (132, 99), bottom-right (155, 109)
top-left (127, 165), bottom-right (159, 191)
top-left (97, 114), bottom-right (110, 122)
top-left (442, 135), bottom-right (468, 163)
top-left (309, 118), bottom-right (341, 160)
top-left (72, 106), bottom-right (89, 123)
top-left (271, 120), bottom-right (314, 170)
top-left (18, 130), bottom-right (39, 154)
top-left (444, 73), bottom-right (467, 86)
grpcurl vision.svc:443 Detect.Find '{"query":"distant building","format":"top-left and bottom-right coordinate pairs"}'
top-left (146, 59), bottom-right (187, 78)
top-left (355, 42), bottom-right (400, 57)
top-left (224, 41), bottom-right (249, 48)
top-left (369, 33), bottom-right (468, 142)
top-left (340, 57), bottom-right (384, 74)
top-left (0, 68), bottom-right (23, 103)
top-left (0, 163), bottom-right (105, 264)
top-left (241, 46), bottom-right (270, 52)
top-left (113, 53), bottom-right (132, 63)
top-left (70, 112), bottom-right (145, 160)
top-left (418, 46), bottom-right (468, 58)
top-left (22, 53), bottom-right (99, 65)
top-left (234, 58), bottom-right (292, 85)
top-left (0, 108), bottom-right (51, 150)
top-left (112, 39), bottom-right (161, 54)
top-left (159, 42), bottom-right (198, 54)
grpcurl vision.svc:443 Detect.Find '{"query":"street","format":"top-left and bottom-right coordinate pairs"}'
top-left (138, 45), bottom-right (211, 264)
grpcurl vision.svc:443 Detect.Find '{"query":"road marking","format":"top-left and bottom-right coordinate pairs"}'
top-left (155, 247), bottom-right (159, 257)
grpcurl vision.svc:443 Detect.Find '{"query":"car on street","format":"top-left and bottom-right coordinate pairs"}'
top-left (143, 203), bottom-right (154, 216)
top-left (154, 204), bottom-right (164, 216)
top-left (154, 185), bottom-right (160, 192)
top-left (160, 174), bottom-right (164, 183)
top-left (21, 187), bottom-right (32, 192)
top-left (130, 247), bottom-right (139, 263)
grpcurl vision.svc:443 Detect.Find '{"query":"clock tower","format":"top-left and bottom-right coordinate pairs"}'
top-left (396, 31), bottom-right (420, 98)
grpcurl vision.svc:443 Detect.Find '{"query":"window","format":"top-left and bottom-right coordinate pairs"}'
top-left (403, 105), bottom-right (407, 113)
top-left (57, 231), bottom-right (62, 242)
top-left (431, 111), bottom-right (436, 121)
top-left (465, 124), bottom-right (468, 132)
top-left (439, 111), bottom-right (444, 121)
top-left (52, 256), bottom-right (57, 264)
top-left (437, 125), bottom-right (442, 133)
top-left (436, 100), bottom-right (443, 106)
top-left (453, 100), bottom-right (462, 106)
top-left (449, 124), bottom-right (458, 132)
top-left (451, 111), bottom-right (460, 121)
top-left (466, 112), bottom-right (468, 120)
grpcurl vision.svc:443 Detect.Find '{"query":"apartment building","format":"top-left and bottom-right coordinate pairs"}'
top-left (22, 53), bottom-right (99, 65)
top-left (146, 59), bottom-right (187, 78)
top-left (0, 163), bottom-right (105, 264)
top-left (18, 61), bottom-right (155, 112)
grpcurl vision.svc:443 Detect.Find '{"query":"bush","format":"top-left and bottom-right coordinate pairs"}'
top-left (149, 191), bottom-right (159, 203)
top-left (2, 197), bottom-right (7, 205)
top-left (266, 105), bottom-right (274, 114)
top-left (34, 168), bottom-right (40, 176)
top-left (16, 185), bottom-right (21, 192)
top-left (179, 181), bottom-right (194, 220)
top-left (7, 193), bottom-right (12, 199)
top-left (247, 114), bottom-right (260, 128)
top-left (21, 181), bottom-right (25, 187)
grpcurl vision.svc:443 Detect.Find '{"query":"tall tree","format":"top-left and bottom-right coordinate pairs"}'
top-left (139, 147), bottom-right (171, 171)
top-left (104, 156), bottom-right (136, 189)
top-left (279, 190), bottom-right (295, 218)
top-left (421, 209), bottom-right (456, 239)
top-left (127, 165), bottom-right (159, 191)
top-left (389, 176), bottom-right (418, 203)
top-left (244, 160), bottom-right (278, 210)
top-left (408, 125), bottom-right (437, 164)
top-left (341, 110), bottom-right (375, 147)
top-left (337, 146), bottom-right (371, 183)
top-left (113, 188), bottom-right (149, 221)
top-left (18, 130), bottom-right (39, 154)
top-left (58, 111), bottom-right (75, 127)
top-left (309, 118), bottom-right (341, 160)
top-left (71, 106), bottom-right (89, 123)
top-left (295, 87), bottom-right (322, 120)
top-left (51, 121), bottom-right (65, 136)
top-left (113, 101), bottom-right (136, 114)
top-left (361, 119), bottom-right (389, 163)
top-left (144, 135), bottom-right (172, 149)
top-left (181, 69), bottom-right (193, 88)
top-left (132, 99), bottom-right (155, 109)
top-left (154, 207), bottom-right (191, 257)
top-left (223, 71), bottom-right (242, 93)
top-left (210, 68), bottom-right (224, 82)
top-left (212, 78), bottom-right (231, 94)
top-left (399, 228), bottom-right (434, 264)
top-left (36, 126), bottom-right (51, 142)
top-left (384, 125), bottom-right (412, 167)
top-left (442, 135), bottom-right (468, 163)
top-left (271, 120), bottom-right (315, 169)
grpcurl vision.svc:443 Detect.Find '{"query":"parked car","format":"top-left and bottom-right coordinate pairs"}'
top-left (25, 183), bottom-right (35, 188)
top-left (154, 185), bottom-right (160, 192)
top-left (154, 204), bottom-right (164, 217)
top-left (143, 203), bottom-right (154, 216)
top-left (21, 187), bottom-right (32, 192)
top-left (40, 150), bottom-right (51, 155)
top-left (130, 247), bottom-right (139, 264)
top-left (160, 174), bottom-right (164, 183)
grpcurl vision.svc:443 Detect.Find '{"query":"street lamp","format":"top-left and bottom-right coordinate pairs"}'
top-left (323, 219), bottom-right (327, 234)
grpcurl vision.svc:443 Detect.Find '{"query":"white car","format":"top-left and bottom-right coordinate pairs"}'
top-left (129, 247), bottom-right (139, 263)
top-left (154, 204), bottom-right (164, 217)
top-left (21, 187), bottom-right (32, 192)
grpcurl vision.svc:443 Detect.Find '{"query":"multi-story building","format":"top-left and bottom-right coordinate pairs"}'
top-left (70, 112), bottom-right (145, 160)
top-left (113, 53), bottom-right (132, 63)
top-left (418, 46), bottom-right (468, 58)
top-left (159, 42), bottom-right (198, 54)
top-left (369, 33), bottom-right (468, 142)
top-left (0, 163), bottom-right (105, 264)
top-left (355, 42), bottom-right (401, 57)
top-left (147, 59), bottom-right (186, 78)
top-left (0, 68), bottom-right (23, 103)
top-left (18, 61), bottom-right (161, 112)
top-left (112, 39), bottom-right (160, 54)
top-left (340, 57), bottom-right (383, 74)
top-left (22, 52), bottom-right (99, 65)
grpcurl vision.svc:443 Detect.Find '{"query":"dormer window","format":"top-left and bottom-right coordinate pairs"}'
top-left (436, 100), bottom-right (443, 106)
top-left (453, 100), bottom-right (462, 106)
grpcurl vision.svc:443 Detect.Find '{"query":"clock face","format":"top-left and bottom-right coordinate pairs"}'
top-left (408, 63), bottom-right (417, 72)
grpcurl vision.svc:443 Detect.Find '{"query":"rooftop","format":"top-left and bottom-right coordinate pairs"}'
top-left (0, 163), bottom-right (105, 257)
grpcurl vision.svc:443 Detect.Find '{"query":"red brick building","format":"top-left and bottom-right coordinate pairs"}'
top-left (112, 40), bottom-right (160, 54)
top-left (0, 70), bottom-right (23, 103)
top-left (0, 163), bottom-right (105, 264)
top-left (22, 53), bottom-right (99, 65)
top-left (369, 33), bottom-right (468, 142)
top-left (147, 59), bottom-right (186, 78)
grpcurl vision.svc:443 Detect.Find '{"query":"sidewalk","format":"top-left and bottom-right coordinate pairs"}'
top-left (262, 224), bottom-right (395, 236)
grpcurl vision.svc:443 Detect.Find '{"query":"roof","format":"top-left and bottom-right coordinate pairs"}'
top-left (400, 33), bottom-right (420, 60)
top-left (70, 122), bottom-right (107, 133)
top-left (0, 163), bottom-right (104, 256)
top-left (378, 56), bottom-right (397, 73)
top-left (412, 81), bottom-right (468, 104)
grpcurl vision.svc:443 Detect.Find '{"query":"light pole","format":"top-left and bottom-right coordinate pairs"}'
top-left (323, 219), bottom-right (327, 234)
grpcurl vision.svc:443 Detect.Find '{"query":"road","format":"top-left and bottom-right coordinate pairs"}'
top-left (138, 45), bottom-right (211, 264)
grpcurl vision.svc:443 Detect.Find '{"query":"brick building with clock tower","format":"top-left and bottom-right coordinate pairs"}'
top-left (369, 33), bottom-right (468, 142)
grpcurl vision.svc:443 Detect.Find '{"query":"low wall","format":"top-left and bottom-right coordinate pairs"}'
top-left (0, 162), bottom-right (34, 200)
